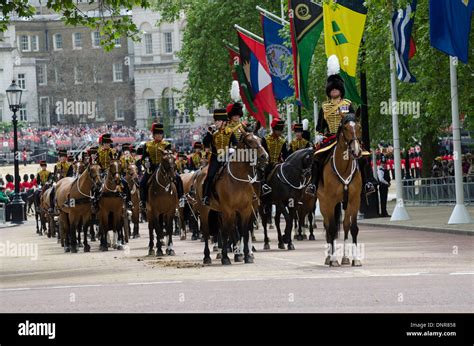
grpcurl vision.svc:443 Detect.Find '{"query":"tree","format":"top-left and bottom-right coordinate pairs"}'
top-left (0, 0), bottom-right (151, 50)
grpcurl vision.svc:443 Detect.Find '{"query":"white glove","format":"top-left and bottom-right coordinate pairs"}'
top-left (228, 147), bottom-right (236, 155)
top-left (315, 134), bottom-right (324, 144)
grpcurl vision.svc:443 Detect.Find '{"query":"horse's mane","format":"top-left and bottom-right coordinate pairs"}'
top-left (336, 113), bottom-right (358, 138)
top-left (285, 147), bottom-right (313, 169)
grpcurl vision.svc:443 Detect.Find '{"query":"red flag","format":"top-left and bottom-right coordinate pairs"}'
top-left (408, 36), bottom-right (416, 59)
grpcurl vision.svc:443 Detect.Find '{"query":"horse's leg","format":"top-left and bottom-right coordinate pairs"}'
top-left (70, 221), bottom-right (78, 253)
top-left (351, 215), bottom-right (362, 267)
top-left (232, 223), bottom-right (243, 263)
top-left (274, 204), bottom-right (285, 250)
top-left (147, 215), bottom-right (155, 256)
top-left (286, 206), bottom-right (296, 251)
top-left (155, 215), bottom-right (163, 257)
top-left (260, 204), bottom-right (270, 250)
top-left (328, 203), bottom-right (341, 267)
top-left (242, 216), bottom-right (253, 264)
top-left (320, 200), bottom-right (332, 265)
top-left (166, 215), bottom-right (176, 256)
top-left (308, 208), bottom-right (315, 241)
top-left (201, 212), bottom-right (212, 265)
top-left (82, 219), bottom-right (90, 253)
top-left (59, 212), bottom-right (69, 252)
top-left (220, 214), bottom-right (232, 265)
top-left (341, 212), bottom-right (351, 265)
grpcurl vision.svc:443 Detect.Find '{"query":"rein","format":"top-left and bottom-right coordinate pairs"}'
top-left (277, 163), bottom-right (311, 190)
top-left (76, 167), bottom-right (97, 199)
top-left (155, 164), bottom-right (173, 194)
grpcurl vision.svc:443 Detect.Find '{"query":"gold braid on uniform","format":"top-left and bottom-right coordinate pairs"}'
top-left (266, 134), bottom-right (285, 164)
top-left (98, 147), bottom-right (113, 169)
top-left (146, 140), bottom-right (170, 165)
top-left (55, 162), bottom-right (71, 177)
top-left (212, 128), bottom-right (233, 152)
top-left (290, 138), bottom-right (309, 152)
top-left (38, 170), bottom-right (51, 184)
top-left (322, 99), bottom-right (352, 134)
top-left (191, 153), bottom-right (201, 168)
top-left (227, 120), bottom-right (244, 141)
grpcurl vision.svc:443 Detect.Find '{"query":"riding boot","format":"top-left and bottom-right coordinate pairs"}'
top-left (175, 174), bottom-right (186, 207)
top-left (139, 172), bottom-right (148, 210)
top-left (49, 188), bottom-right (55, 213)
top-left (202, 178), bottom-right (211, 206)
top-left (121, 178), bottom-right (132, 208)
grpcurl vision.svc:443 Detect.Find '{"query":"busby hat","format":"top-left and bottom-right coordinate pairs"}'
top-left (193, 142), bottom-right (203, 149)
top-left (326, 55), bottom-right (345, 98)
top-left (121, 143), bottom-right (131, 152)
top-left (271, 118), bottom-right (285, 132)
top-left (293, 123), bottom-right (303, 133)
top-left (99, 133), bottom-right (113, 144)
top-left (39, 160), bottom-right (47, 166)
top-left (178, 152), bottom-right (187, 159)
top-left (151, 123), bottom-right (164, 135)
top-left (58, 149), bottom-right (68, 157)
top-left (213, 109), bottom-right (228, 121)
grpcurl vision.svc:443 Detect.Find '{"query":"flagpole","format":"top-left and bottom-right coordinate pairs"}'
top-left (257, 6), bottom-right (289, 25)
top-left (234, 25), bottom-right (263, 42)
top-left (389, 23), bottom-right (410, 221)
top-left (313, 96), bottom-right (318, 136)
top-left (448, 56), bottom-right (472, 224)
top-left (287, 104), bottom-right (292, 142)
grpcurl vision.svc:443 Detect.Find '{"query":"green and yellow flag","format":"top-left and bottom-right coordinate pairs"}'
top-left (323, 0), bottom-right (367, 104)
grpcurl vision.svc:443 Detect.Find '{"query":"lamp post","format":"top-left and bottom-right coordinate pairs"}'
top-left (6, 80), bottom-right (25, 223)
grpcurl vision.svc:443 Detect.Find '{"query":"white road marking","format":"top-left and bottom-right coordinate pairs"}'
top-left (449, 272), bottom-right (474, 275)
top-left (127, 281), bottom-right (183, 285)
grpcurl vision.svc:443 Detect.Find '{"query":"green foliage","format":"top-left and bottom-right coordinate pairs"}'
top-left (1, 0), bottom-right (151, 50)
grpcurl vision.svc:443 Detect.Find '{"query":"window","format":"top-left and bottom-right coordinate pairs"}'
top-left (95, 100), bottom-right (105, 121)
top-left (17, 74), bottom-right (26, 89)
top-left (54, 34), bottom-right (62, 50)
top-left (19, 104), bottom-right (27, 121)
top-left (74, 66), bottom-right (83, 84)
top-left (114, 37), bottom-right (121, 47)
top-left (20, 35), bottom-right (30, 51)
top-left (38, 65), bottom-right (47, 85)
top-left (147, 99), bottom-right (156, 119)
top-left (92, 32), bottom-right (101, 48)
top-left (39, 97), bottom-right (49, 126)
top-left (164, 32), bottom-right (173, 53)
top-left (73, 32), bottom-right (82, 49)
top-left (144, 33), bottom-right (153, 54)
top-left (115, 97), bottom-right (124, 120)
top-left (93, 65), bottom-right (103, 83)
top-left (113, 62), bottom-right (123, 82)
top-left (31, 35), bottom-right (39, 51)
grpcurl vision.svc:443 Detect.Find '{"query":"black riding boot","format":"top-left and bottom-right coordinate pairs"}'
top-left (139, 172), bottom-right (148, 208)
top-left (49, 187), bottom-right (55, 213)
top-left (121, 177), bottom-right (132, 208)
top-left (202, 178), bottom-right (211, 205)
top-left (359, 158), bottom-right (376, 195)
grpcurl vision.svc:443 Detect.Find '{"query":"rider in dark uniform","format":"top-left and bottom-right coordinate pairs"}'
top-left (288, 123), bottom-right (310, 155)
top-left (190, 142), bottom-right (204, 171)
top-left (49, 149), bottom-right (72, 212)
top-left (260, 119), bottom-right (288, 195)
top-left (201, 109), bottom-right (238, 205)
top-left (120, 143), bottom-right (135, 208)
top-left (36, 160), bottom-right (52, 187)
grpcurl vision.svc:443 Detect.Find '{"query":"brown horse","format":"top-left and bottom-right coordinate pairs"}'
top-left (295, 189), bottom-right (317, 241)
top-left (55, 163), bottom-right (102, 253)
top-left (97, 159), bottom-right (126, 251)
top-left (40, 185), bottom-right (59, 241)
top-left (194, 132), bottom-right (268, 265)
top-left (124, 163), bottom-right (140, 239)
top-left (317, 114), bottom-right (363, 267)
top-left (179, 171), bottom-right (198, 240)
top-left (147, 150), bottom-right (179, 256)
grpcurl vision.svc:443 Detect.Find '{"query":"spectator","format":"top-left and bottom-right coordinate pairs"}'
top-left (29, 174), bottom-right (37, 188)
top-left (5, 174), bottom-right (14, 193)
top-left (20, 174), bottom-right (31, 192)
top-left (377, 156), bottom-right (391, 218)
top-left (0, 185), bottom-right (9, 204)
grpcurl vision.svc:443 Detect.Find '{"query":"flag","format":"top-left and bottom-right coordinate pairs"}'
top-left (391, 0), bottom-right (417, 83)
top-left (323, 0), bottom-right (367, 103)
top-left (237, 30), bottom-right (280, 126)
top-left (429, 0), bottom-right (473, 64)
top-left (288, 0), bottom-right (323, 108)
top-left (261, 14), bottom-right (294, 100)
top-left (226, 44), bottom-right (260, 120)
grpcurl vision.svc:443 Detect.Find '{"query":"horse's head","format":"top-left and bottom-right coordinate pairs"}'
top-left (240, 132), bottom-right (268, 170)
top-left (339, 114), bottom-right (362, 159)
top-left (87, 163), bottom-right (102, 191)
top-left (290, 147), bottom-right (314, 179)
top-left (75, 161), bottom-right (85, 175)
top-left (127, 163), bottom-right (139, 185)
top-left (161, 150), bottom-right (177, 182)
top-left (108, 159), bottom-right (122, 185)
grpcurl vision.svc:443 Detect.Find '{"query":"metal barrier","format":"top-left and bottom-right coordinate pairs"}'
top-left (0, 203), bottom-right (6, 224)
top-left (402, 175), bottom-right (474, 205)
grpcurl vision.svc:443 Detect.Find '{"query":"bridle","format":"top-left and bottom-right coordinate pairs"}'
top-left (226, 133), bottom-right (263, 184)
top-left (102, 160), bottom-right (121, 193)
top-left (155, 153), bottom-right (175, 194)
top-left (76, 164), bottom-right (101, 199)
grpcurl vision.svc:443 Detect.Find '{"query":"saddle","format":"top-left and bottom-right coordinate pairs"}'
top-left (314, 135), bottom-right (337, 155)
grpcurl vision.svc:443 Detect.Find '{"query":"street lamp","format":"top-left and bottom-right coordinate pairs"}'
top-left (6, 80), bottom-right (25, 223)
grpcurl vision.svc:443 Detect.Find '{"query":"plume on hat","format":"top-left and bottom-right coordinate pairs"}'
top-left (327, 55), bottom-right (340, 77)
top-left (302, 118), bottom-right (309, 131)
top-left (230, 80), bottom-right (241, 102)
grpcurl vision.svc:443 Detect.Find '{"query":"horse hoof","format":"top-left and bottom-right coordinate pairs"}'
top-left (282, 236), bottom-right (289, 244)
top-left (84, 244), bottom-right (91, 253)
top-left (213, 245), bottom-right (218, 252)
top-left (234, 254), bottom-right (243, 263)
top-left (191, 234), bottom-right (198, 241)
top-left (252, 246), bottom-right (257, 253)
top-left (244, 255), bottom-right (254, 264)
top-left (278, 243), bottom-right (285, 250)
top-left (156, 249), bottom-right (164, 257)
top-left (251, 236), bottom-right (256, 242)
top-left (263, 243), bottom-right (270, 250)
top-left (78, 243), bottom-right (83, 248)
top-left (168, 249), bottom-right (175, 256)
top-left (148, 249), bottom-right (155, 256)
top-left (117, 244), bottom-right (124, 250)
top-left (308, 234), bottom-right (315, 241)
top-left (216, 253), bottom-right (222, 259)
top-left (329, 260), bottom-right (340, 267)
top-left (203, 257), bottom-right (212, 265)
top-left (64, 247), bottom-right (71, 253)
top-left (47, 234), bottom-right (52, 239)
top-left (100, 246), bottom-right (108, 252)
top-left (71, 247), bottom-right (78, 254)
top-left (287, 243), bottom-right (295, 251)
top-left (303, 234), bottom-right (307, 240)
top-left (324, 256), bottom-right (331, 265)
top-left (341, 257), bottom-right (350, 265)
top-left (221, 257), bottom-right (231, 265)
top-left (352, 260), bottom-right (362, 267)
top-left (112, 244), bottom-right (117, 250)
top-left (160, 241), bottom-right (165, 246)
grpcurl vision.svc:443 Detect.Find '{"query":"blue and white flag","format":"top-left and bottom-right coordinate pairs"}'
top-left (391, 0), bottom-right (417, 83)
top-left (261, 14), bottom-right (294, 100)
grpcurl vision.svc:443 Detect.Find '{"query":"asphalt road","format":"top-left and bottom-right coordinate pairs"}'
top-left (1, 220), bottom-right (473, 313)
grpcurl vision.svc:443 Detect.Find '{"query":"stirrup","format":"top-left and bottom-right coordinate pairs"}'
top-left (261, 184), bottom-right (272, 195)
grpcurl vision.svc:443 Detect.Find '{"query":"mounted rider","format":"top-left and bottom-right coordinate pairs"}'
top-left (313, 55), bottom-right (375, 194)
top-left (97, 133), bottom-right (116, 173)
top-left (120, 143), bottom-right (135, 208)
top-left (190, 142), bottom-right (204, 171)
top-left (288, 123), bottom-right (310, 155)
top-left (260, 118), bottom-right (288, 195)
top-left (226, 80), bottom-right (249, 141)
top-left (139, 123), bottom-right (185, 209)
top-left (201, 109), bottom-right (238, 206)
top-left (36, 160), bottom-right (53, 193)
top-left (176, 152), bottom-right (189, 174)
top-left (53, 149), bottom-right (73, 181)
